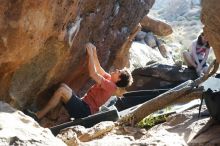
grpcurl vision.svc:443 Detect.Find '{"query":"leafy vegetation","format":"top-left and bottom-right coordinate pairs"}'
top-left (138, 106), bottom-right (172, 129)
top-left (138, 114), bottom-right (167, 129)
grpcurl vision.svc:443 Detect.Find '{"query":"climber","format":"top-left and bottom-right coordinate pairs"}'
top-left (24, 42), bottom-right (133, 122)
top-left (182, 32), bottom-right (211, 76)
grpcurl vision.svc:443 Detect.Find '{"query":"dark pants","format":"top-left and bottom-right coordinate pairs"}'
top-left (64, 91), bottom-right (91, 119)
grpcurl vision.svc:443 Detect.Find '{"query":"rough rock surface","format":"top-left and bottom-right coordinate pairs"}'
top-left (0, 102), bottom-right (66, 146)
top-left (129, 42), bottom-right (174, 71)
top-left (56, 106), bottom-right (219, 146)
top-left (57, 121), bottom-right (115, 145)
top-left (201, 0), bottom-right (220, 63)
top-left (189, 119), bottom-right (220, 145)
top-left (0, 0), bottom-right (155, 108)
top-left (141, 15), bottom-right (173, 36)
top-left (128, 63), bottom-right (198, 91)
top-left (1, 97), bottom-right (219, 146)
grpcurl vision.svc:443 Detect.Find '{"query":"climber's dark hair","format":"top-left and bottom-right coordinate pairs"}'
top-left (115, 68), bottom-right (133, 88)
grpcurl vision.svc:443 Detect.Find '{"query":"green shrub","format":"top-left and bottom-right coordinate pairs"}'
top-left (138, 114), bottom-right (167, 129)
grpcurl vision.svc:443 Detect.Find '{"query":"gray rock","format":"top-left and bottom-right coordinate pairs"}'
top-left (0, 102), bottom-right (66, 146)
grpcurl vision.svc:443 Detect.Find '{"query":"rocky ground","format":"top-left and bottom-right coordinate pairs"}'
top-left (2, 100), bottom-right (220, 146)
top-left (55, 105), bottom-right (220, 146)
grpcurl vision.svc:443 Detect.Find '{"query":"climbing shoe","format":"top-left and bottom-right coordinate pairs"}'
top-left (23, 109), bottom-right (39, 123)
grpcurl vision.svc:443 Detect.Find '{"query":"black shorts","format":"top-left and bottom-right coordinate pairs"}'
top-left (64, 92), bottom-right (91, 119)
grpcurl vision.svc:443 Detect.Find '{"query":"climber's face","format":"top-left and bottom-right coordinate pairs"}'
top-left (110, 69), bottom-right (121, 83)
top-left (201, 33), bottom-right (208, 44)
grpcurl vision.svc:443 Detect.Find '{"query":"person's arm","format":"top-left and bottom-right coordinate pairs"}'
top-left (200, 48), bottom-right (210, 67)
top-left (191, 41), bottom-right (200, 66)
top-left (92, 45), bottom-right (108, 76)
top-left (86, 43), bottom-right (102, 84)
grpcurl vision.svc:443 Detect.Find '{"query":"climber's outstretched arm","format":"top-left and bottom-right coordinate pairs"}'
top-left (86, 43), bottom-right (103, 84)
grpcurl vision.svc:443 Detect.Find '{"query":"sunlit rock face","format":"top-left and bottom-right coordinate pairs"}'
top-left (129, 42), bottom-right (174, 71)
top-left (0, 0), bottom-right (155, 108)
top-left (0, 102), bottom-right (66, 146)
top-left (201, 0), bottom-right (220, 63)
top-left (140, 15), bottom-right (173, 36)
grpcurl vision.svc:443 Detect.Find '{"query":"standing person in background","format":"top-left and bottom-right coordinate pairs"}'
top-left (183, 32), bottom-right (211, 76)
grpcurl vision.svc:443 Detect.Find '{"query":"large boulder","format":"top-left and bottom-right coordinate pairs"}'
top-left (128, 63), bottom-right (198, 91)
top-left (0, 0), bottom-right (155, 108)
top-left (129, 42), bottom-right (174, 71)
top-left (201, 0), bottom-right (220, 63)
top-left (0, 102), bottom-right (66, 146)
top-left (140, 15), bottom-right (173, 36)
